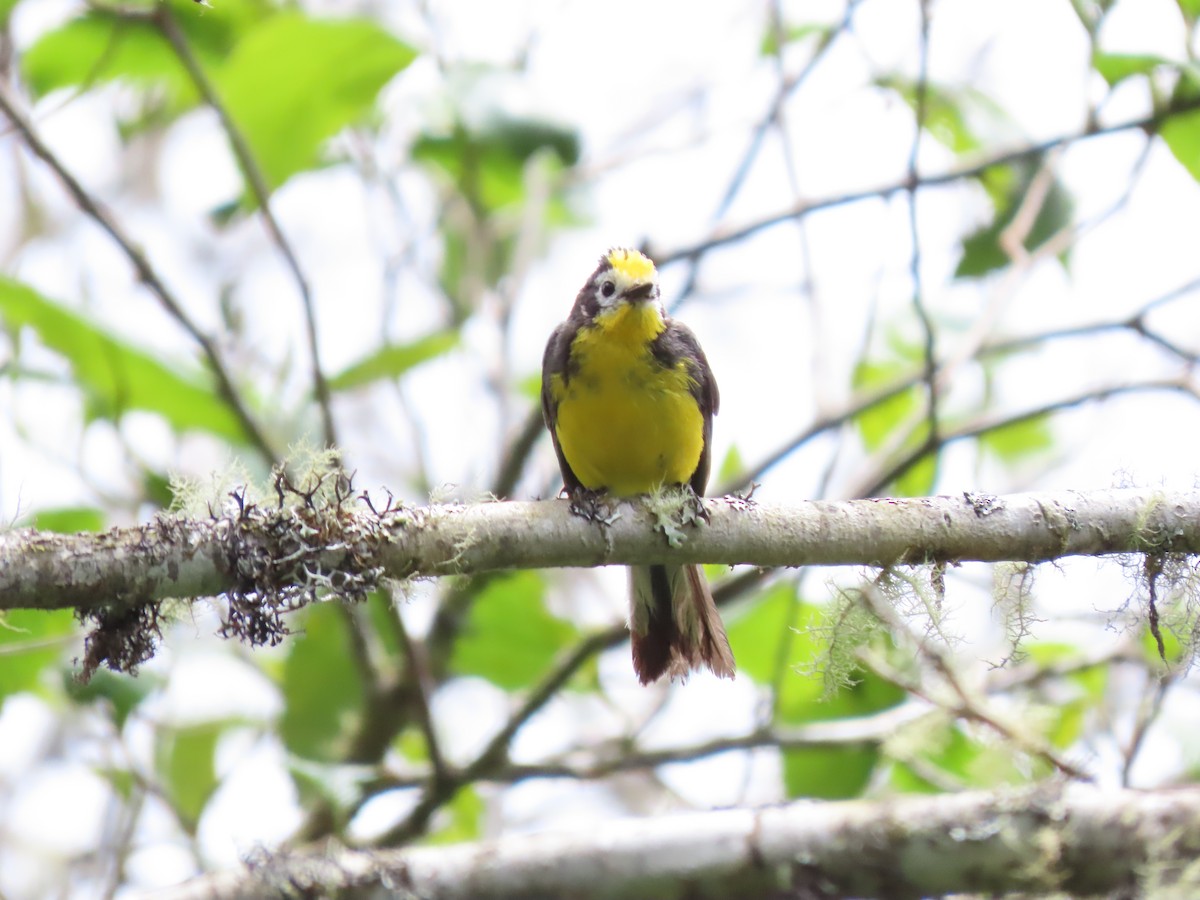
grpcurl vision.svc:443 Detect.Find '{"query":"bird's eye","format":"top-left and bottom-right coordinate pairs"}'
top-left (600, 280), bottom-right (616, 298)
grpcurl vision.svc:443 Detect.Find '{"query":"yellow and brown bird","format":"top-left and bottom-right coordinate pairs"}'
top-left (541, 248), bottom-right (735, 684)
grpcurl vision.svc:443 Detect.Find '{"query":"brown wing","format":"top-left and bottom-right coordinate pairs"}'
top-left (540, 320), bottom-right (585, 494)
top-left (650, 320), bottom-right (719, 495)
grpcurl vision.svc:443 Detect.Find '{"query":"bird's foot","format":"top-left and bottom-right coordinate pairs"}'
top-left (567, 487), bottom-right (621, 526)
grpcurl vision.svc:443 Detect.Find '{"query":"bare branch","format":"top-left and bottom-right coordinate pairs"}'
top-left (849, 377), bottom-right (1193, 498)
top-left (0, 85), bottom-right (278, 465)
top-left (657, 96), bottom-right (1200, 266)
top-left (150, 4), bottom-right (337, 448)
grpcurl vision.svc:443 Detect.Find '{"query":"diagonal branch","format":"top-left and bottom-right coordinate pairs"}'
top-left (150, 4), bottom-right (337, 448)
top-left (0, 85), bottom-right (278, 465)
top-left (849, 377), bottom-right (1194, 498)
top-left (374, 630), bottom-right (614, 845)
top-left (657, 95), bottom-right (1200, 266)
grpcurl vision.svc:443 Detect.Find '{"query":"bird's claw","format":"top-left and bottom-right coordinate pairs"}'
top-left (568, 488), bottom-right (621, 526)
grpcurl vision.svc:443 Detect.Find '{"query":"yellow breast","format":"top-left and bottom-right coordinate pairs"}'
top-left (550, 303), bottom-right (704, 497)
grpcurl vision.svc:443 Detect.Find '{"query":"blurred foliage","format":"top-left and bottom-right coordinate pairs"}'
top-left (281, 602), bottom-right (368, 762)
top-left (32, 506), bottom-right (105, 533)
top-left (214, 14), bottom-right (415, 201)
top-left (851, 354), bottom-right (936, 496)
top-left (0, 278), bottom-right (251, 443)
top-left (414, 116), bottom-right (582, 319)
top-left (450, 571), bottom-right (580, 690)
top-left (955, 160), bottom-right (1074, 279)
top-left (329, 329), bottom-right (461, 391)
top-left (0, 609), bottom-right (75, 700)
top-left (157, 721), bottom-right (226, 832)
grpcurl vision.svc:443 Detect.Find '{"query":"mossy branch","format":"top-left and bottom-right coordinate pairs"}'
top-left (2, 486), bottom-right (1198, 678)
top-left (3, 488), bottom-right (1199, 614)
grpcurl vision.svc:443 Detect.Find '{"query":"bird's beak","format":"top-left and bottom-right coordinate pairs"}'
top-left (624, 282), bottom-right (655, 303)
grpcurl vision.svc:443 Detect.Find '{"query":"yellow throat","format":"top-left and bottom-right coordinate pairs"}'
top-left (550, 291), bottom-right (704, 497)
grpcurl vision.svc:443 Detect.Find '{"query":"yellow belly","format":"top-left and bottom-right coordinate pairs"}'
top-left (552, 318), bottom-right (703, 497)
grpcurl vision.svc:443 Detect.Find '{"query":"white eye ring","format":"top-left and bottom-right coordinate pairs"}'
top-left (600, 280), bottom-right (616, 298)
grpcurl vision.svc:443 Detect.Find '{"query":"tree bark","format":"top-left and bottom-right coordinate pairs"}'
top-left (136, 784), bottom-right (1200, 899)
top-left (2, 487), bottom-right (1198, 613)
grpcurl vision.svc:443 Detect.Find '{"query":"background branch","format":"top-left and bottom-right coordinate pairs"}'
top-left (141, 785), bottom-right (1200, 900)
top-left (0, 84), bottom-right (278, 465)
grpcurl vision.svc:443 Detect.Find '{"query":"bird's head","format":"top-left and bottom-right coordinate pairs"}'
top-left (589, 247), bottom-right (659, 313)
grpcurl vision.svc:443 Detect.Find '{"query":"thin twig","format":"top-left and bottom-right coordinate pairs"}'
top-left (906, 0), bottom-right (941, 472)
top-left (367, 702), bottom-right (931, 791)
top-left (373, 630), bottom-right (614, 845)
top-left (657, 95), bottom-right (1200, 267)
top-left (663, 0), bottom-right (862, 310)
top-left (1121, 670), bottom-right (1175, 787)
top-left (492, 407), bottom-right (547, 499)
top-left (386, 591), bottom-right (448, 785)
top-left (850, 377), bottom-right (1193, 499)
top-left (855, 578), bottom-right (1091, 781)
top-left (0, 85), bottom-right (278, 464)
top-left (151, 4), bottom-right (337, 448)
top-left (724, 274), bottom-right (1200, 495)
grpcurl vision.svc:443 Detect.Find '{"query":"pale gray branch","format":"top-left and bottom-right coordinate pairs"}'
top-left (137, 784), bottom-right (1200, 899)
top-left (2, 487), bottom-right (1199, 614)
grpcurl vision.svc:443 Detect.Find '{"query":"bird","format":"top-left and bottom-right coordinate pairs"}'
top-left (541, 247), bottom-right (735, 684)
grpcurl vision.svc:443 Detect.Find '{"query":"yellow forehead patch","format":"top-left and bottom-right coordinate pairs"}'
top-left (606, 248), bottom-right (656, 283)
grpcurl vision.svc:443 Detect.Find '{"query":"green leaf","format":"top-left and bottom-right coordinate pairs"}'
top-left (281, 603), bottom-right (367, 761)
top-left (727, 581), bottom-right (808, 685)
top-left (716, 444), bottom-right (744, 486)
top-left (783, 745), bottom-right (877, 799)
top-left (0, 0), bottom-right (20, 26)
top-left (760, 23), bottom-right (830, 57)
top-left (852, 358), bottom-right (921, 452)
top-left (364, 590), bottom-right (402, 661)
top-left (1093, 52), bottom-right (1169, 87)
top-left (1023, 642), bottom-right (1109, 703)
top-left (427, 785), bottom-right (484, 844)
top-left (955, 162), bottom-right (1074, 279)
top-left (1162, 108), bottom-right (1200, 183)
top-left (894, 452), bottom-right (937, 498)
top-left (413, 118), bottom-right (579, 213)
top-left (879, 77), bottom-right (1005, 156)
top-left (1141, 620), bottom-right (1184, 668)
top-left (0, 278), bottom-right (250, 443)
top-left (981, 414), bottom-right (1053, 465)
top-left (23, 11), bottom-right (188, 101)
top-left (451, 572), bottom-right (578, 690)
top-left (891, 721), bottom-right (1036, 791)
top-left (395, 726), bottom-right (430, 764)
top-left (33, 507), bottom-right (105, 533)
top-left (20, 1), bottom-right (269, 106)
top-left (1178, 0), bottom-right (1200, 20)
top-left (215, 14), bottom-right (416, 195)
top-left (0, 609), bottom-right (75, 700)
top-left (732, 585), bottom-right (902, 799)
top-left (157, 722), bottom-right (224, 831)
top-left (851, 353), bottom-right (939, 496)
top-left (328, 330), bottom-right (460, 391)
top-left (1046, 700), bottom-right (1088, 749)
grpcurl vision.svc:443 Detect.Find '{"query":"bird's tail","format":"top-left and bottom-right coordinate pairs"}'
top-left (628, 564), bottom-right (736, 685)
